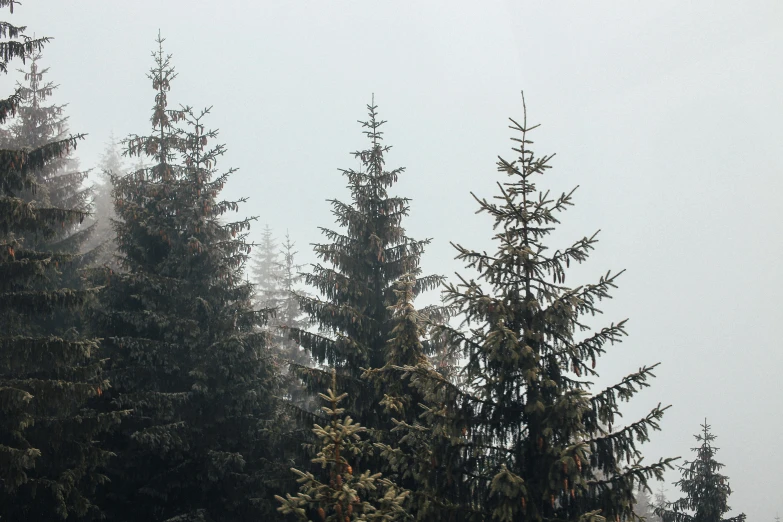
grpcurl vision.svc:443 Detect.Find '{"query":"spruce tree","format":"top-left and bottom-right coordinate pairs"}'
top-left (398, 95), bottom-right (677, 521)
top-left (252, 224), bottom-right (283, 311)
top-left (94, 34), bottom-right (280, 521)
top-left (251, 226), bottom-right (309, 365)
top-left (3, 51), bottom-right (97, 266)
top-left (83, 133), bottom-right (125, 267)
top-left (634, 487), bottom-right (659, 522)
top-left (289, 99), bottom-right (441, 437)
top-left (273, 232), bottom-right (313, 413)
top-left (277, 231), bottom-right (309, 366)
top-left (0, 4), bottom-right (123, 519)
top-left (276, 370), bottom-right (411, 521)
top-left (653, 487), bottom-right (667, 517)
top-left (655, 422), bottom-right (745, 522)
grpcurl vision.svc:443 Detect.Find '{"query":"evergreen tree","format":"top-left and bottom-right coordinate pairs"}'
top-left (289, 98), bottom-right (441, 436)
top-left (655, 422), bottom-right (745, 522)
top-left (273, 232), bottom-right (313, 414)
top-left (3, 51), bottom-right (97, 265)
top-left (251, 228), bottom-right (311, 408)
top-left (0, 5), bottom-right (123, 519)
top-left (276, 370), bottom-right (411, 521)
top-left (276, 231), bottom-right (310, 367)
top-left (653, 486), bottom-right (667, 518)
top-left (83, 133), bottom-right (125, 267)
top-left (397, 95), bottom-right (677, 521)
top-left (252, 224), bottom-right (283, 311)
top-left (634, 487), bottom-right (659, 522)
top-left (94, 34), bottom-right (280, 521)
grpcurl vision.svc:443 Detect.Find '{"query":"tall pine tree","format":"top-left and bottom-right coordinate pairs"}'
top-left (289, 99), bottom-right (441, 435)
top-left (0, 5), bottom-right (123, 519)
top-left (94, 34), bottom-right (281, 521)
top-left (655, 422), bottom-right (745, 522)
top-left (397, 95), bottom-right (678, 521)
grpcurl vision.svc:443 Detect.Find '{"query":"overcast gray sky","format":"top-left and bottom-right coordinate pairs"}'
top-left (7, 1), bottom-right (782, 519)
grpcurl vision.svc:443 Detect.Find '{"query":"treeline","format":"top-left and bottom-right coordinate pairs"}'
top-left (0, 4), bottom-right (750, 522)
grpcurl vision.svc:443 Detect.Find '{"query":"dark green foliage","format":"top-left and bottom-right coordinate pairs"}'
top-left (289, 99), bottom-right (441, 433)
top-left (655, 423), bottom-right (745, 522)
top-left (93, 34), bottom-right (281, 521)
top-left (0, 5), bottom-right (123, 519)
top-left (396, 96), bottom-right (677, 521)
top-left (276, 370), bottom-right (411, 521)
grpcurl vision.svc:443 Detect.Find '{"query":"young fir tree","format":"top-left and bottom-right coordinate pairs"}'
top-left (289, 99), bottom-right (441, 439)
top-left (83, 133), bottom-right (125, 267)
top-left (0, 5), bottom-right (124, 519)
top-left (397, 95), bottom-right (678, 521)
top-left (252, 224), bottom-right (283, 311)
top-left (634, 487), bottom-right (659, 522)
top-left (276, 370), bottom-right (411, 521)
top-left (94, 35), bottom-right (280, 521)
top-left (251, 227), bottom-right (311, 410)
top-left (653, 486), bottom-right (667, 518)
top-left (273, 231), bottom-right (314, 415)
top-left (277, 231), bottom-right (310, 367)
top-left (655, 422), bottom-right (745, 522)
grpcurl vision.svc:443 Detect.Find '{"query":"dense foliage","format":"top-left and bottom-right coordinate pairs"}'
top-left (288, 100), bottom-right (441, 450)
top-left (276, 370), bottom-right (410, 521)
top-left (0, 4), bottom-right (123, 519)
top-left (0, 4), bottom-right (758, 521)
top-left (92, 35), bottom-right (281, 521)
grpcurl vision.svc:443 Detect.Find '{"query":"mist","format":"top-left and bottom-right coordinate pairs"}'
top-left (2, 1), bottom-right (781, 521)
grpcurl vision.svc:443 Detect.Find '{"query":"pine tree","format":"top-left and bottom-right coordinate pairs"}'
top-left (276, 231), bottom-right (310, 366)
top-left (0, 4), bottom-right (124, 519)
top-left (3, 51), bottom-right (97, 266)
top-left (655, 422), bottom-right (745, 522)
top-left (83, 133), bottom-right (125, 267)
top-left (252, 224), bottom-right (283, 311)
top-left (397, 95), bottom-right (677, 521)
top-left (289, 98), bottom-right (441, 437)
top-left (653, 486), bottom-right (667, 517)
top-left (634, 487), bottom-right (659, 522)
top-left (276, 370), bottom-right (411, 521)
top-left (251, 228), bottom-right (311, 410)
top-left (273, 231), bottom-right (314, 415)
top-left (93, 34), bottom-right (281, 521)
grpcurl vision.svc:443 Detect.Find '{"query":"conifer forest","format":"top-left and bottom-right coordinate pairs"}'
top-left (1, 2), bottom-right (781, 521)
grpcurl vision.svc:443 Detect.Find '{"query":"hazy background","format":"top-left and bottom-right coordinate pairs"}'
top-left (6, 2), bottom-right (781, 519)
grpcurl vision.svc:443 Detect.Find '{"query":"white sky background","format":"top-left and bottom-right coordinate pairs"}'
top-left (6, 1), bottom-right (782, 519)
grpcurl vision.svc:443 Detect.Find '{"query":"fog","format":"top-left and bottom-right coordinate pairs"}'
top-left (8, 1), bottom-right (782, 519)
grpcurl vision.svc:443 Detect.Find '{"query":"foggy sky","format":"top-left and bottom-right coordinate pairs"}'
top-left (7, 2), bottom-right (782, 519)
